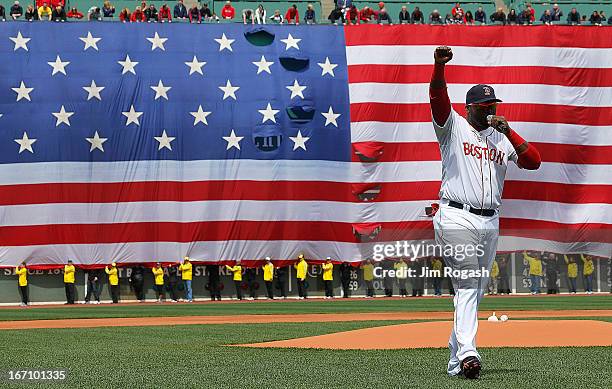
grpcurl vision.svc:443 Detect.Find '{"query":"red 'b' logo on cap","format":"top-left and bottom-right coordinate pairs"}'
top-left (483, 86), bottom-right (491, 95)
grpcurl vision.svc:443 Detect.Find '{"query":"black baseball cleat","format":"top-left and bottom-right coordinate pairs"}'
top-left (460, 356), bottom-right (481, 379)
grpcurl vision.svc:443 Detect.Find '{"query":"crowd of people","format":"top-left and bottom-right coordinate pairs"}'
top-left (12, 252), bottom-right (606, 306)
top-left (0, 0), bottom-right (610, 25)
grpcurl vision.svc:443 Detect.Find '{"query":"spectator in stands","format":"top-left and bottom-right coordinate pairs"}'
top-left (490, 7), bottom-right (505, 24)
top-left (394, 258), bottom-right (408, 297)
top-left (0, 4), bottom-right (5, 20)
top-left (525, 2), bottom-right (535, 22)
top-left (464, 10), bottom-right (474, 25)
top-left (201, 3), bottom-right (214, 21)
top-left (189, 4), bottom-right (200, 22)
top-left (152, 262), bottom-right (165, 302)
top-left (540, 9), bottom-right (552, 25)
top-left (451, 2), bottom-right (463, 17)
top-left (158, 3), bottom-right (171, 21)
top-left (38, 2), bottom-right (52, 20)
top-left (179, 257), bottom-right (193, 302)
top-left (51, 5), bottom-right (66, 21)
top-left (16, 262), bottom-right (29, 306)
top-left (119, 7), bottom-right (130, 22)
top-left (322, 257), bottom-right (334, 299)
top-left (580, 14), bottom-right (587, 23)
top-left (105, 262), bottom-right (119, 303)
top-left (429, 9), bottom-right (442, 24)
top-left (85, 268), bottom-right (103, 304)
top-left (221, 0), bottom-right (235, 20)
top-left (206, 264), bottom-right (221, 301)
top-left (270, 9), bottom-right (284, 23)
top-left (550, 3), bottom-right (562, 21)
top-left (430, 257), bottom-right (443, 296)
top-left (304, 3), bottom-right (315, 24)
top-left (131, 6), bottom-right (145, 22)
top-left (398, 5), bottom-right (410, 24)
top-left (339, 262), bottom-right (351, 298)
top-left (565, 255), bottom-right (578, 293)
top-left (566, 7), bottom-right (580, 24)
top-left (25, 4), bottom-right (39, 20)
top-left (474, 6), bottom-right (485, 24)
top-left (518, 8), bottom-right (531, 25)
top-left (226, 260), bottom-right (243, 300)
top-left (377, 7), bottom-right (392, 24)
top-left (67, 7), bottom-right (83, 19)
top-left (359, 6), bottom-right (374, 23)
top-left (88, 6), bottom-right (102, 21)
top-left (174, 0), bottom-right (187, 19)
top-left (63, 260), bottom-right (76, 304)
top-left (263, 257), bottom-right (274, 299)
top-left (346, 4), bottom-right (359, 25)
top-left (589, 10), bottom-right (602, 25)
top-left (255, 4), bottom-right (266, 23)
top-left (10, 1), bottom-right (23, 20)
top-left (294, 254), bottom-right (308, 299)
top-left (601, 11), bottom-right (607, 22)
top-left (452, 11), bottom-right (464, 24)
top-left (544, 253), bottom-right (559, 294)
top-left (165, 263), bottom-right (179, 302)
top-left (411, 6), bottom-right (424, 23)
top-left (144, 4), bottom-right (157, 22)
top-left (361, 259), bottom-right (375, 297)
top-left (444, 13), bottom-right (452, 24)
top-left (507, 8), bottom-right (517, 24)
top-left (608, 14), bottom-right (612, 24)
top-left (410, 258), bottom-right (424, 297)
top-left (128, 264), bottom-right (145, 302)
top-left (102, 1), bottom-right (115, 18)
top-left (488, 258), bottom-right (499, 295)
top-left (582, 254), bottom-right (594, 294)
top-left (285, 4), bottom-right (299, 24)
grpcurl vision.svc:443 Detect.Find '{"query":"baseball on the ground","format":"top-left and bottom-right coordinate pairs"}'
top-left (500, 315), bottom-right (509, 322)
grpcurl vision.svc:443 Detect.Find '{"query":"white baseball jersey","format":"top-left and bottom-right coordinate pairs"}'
top-left (433, 109), bottom-right (519, 210)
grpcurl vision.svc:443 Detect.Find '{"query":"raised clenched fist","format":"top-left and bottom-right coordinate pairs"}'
top-left (434, 46), bottom-right (453, 64)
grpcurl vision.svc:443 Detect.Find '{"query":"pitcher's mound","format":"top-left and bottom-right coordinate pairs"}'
top-left (239, 320), bottom-right (612, 349)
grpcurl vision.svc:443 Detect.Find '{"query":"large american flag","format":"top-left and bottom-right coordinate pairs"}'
top-left (0, 24), bottom-right (610, 268)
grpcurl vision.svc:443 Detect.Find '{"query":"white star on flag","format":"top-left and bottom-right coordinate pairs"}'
top-left (289, 130), bottom-right (310, 151)
top-left (9, 31), bottom-right (31, 51)
top-left (252, 55), bottom-right (274, 74)
top-left (47, 55), bottom-right (70, 76)
top-left (154, 130), bottom-right (176, 151)
top-left (12, 81), bottom-right (34, 102)
top-left (14, 132), bottom-right (36, 154)
top-left (281, 34), bottom-right (301, 50)
top-left (223, 129), bottom-right (244, 150)
top-left (52, 105), bottom-right (75, 127)
top-left (190, 105), bottom-right (212, 126)
top-left (286, 80), bottom-right (307, 99)
top-left (215, 33), bottom-right (235, 52)
top-left (150, 80), bottom-right (172, 100)
top-left (122, 105), bottom-right (143, 126)
top-left (258, 103), bottom-right (279, 123)
top-left (118, 55), bottom-right (139, 75)
top-left (219, 80), bottom-right (240, 100)
top-left (83, 80), bottom-right (105, 101)
top-left (318, 57), bottom-right (338, 77)
top-left (185, 55), bottom-right (206, 75)
top-left (86, 131), bottom-right (108, 152)
top-left (79, 31), bottom-right (101, 51)
top-left (321, 106), bottom-right (341, 127)
top-left (146, 32), bottom-right (168, 51)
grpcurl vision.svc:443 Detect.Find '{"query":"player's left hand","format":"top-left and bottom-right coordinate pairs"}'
top-left (488, 115), bottom-right (510, 135)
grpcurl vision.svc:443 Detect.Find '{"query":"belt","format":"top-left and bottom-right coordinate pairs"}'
top-left (448, 200), bottom-right (496, 217)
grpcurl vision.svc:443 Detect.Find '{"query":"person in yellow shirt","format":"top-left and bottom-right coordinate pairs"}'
top-left (15, 261), bottom-right (28, 307)
top-left (394, 258), bottom-right (409, 297)
top-left (105, 262), bottom-right (120, 303)
top-left (152, 262), bottom-right (165, 302)
top-left (38, 2), bottom-right (52, 20)
top-left (488, 259), bottom-right (499, 295)
top-left (294, 254), bottom-right (308, 299)
top-left (179, 256), bottom-right (193, 302)
top-left (523, 251), bottom-right (542, 294)
top-left (564, 255), bottom-right (578, 294)
top-left (322, 257), bottom-right (334, 299)
top-left (581, 254), bottom-right (595, 294)
top-left (226, 260), bottom-right (243, 300)
top-left (63, 260), bottom-right (76, 304)
top-left (361, 259), bottom-right (375, 297)
top-left (262, 257), bottom-right (275, 299)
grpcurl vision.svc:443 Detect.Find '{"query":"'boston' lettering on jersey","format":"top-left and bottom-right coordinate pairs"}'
top-left (462, 142), bottom-right (505, 165)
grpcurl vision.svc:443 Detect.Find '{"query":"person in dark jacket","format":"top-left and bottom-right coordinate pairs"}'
top-left (10, 1), bottom-right (23, 19)
top-left (339, 262), bottom-right (352, 298)
top-left (410, 259), bottom-right (424, 297)
top-left (166, 264), bottom-right (180, 302)
top-left (51, 5), bottom-right (66, 21)
top-left (474, 6), bottom-right (486, 23)
top-left (544, 253), bottom-right (559, 294)
top-left (411, 6), bottom-right (424, 23)
top-left (490, 7), bottom-right (505, 24)
top-left (507, 8), bottom-right (517, 24)
top-left (382, 259), bottom-right (394, 297)
top-left (25, 4), bottom-right (38, 20)
top-left (0, 4), bottom-right (5, 20)
top-left (129, 265), bottom-right (146, 302)
top-left (85, 268), bottom-right (103, 304)
top-left (304, 3), bottom-right (315, 24)
top-left (245, 267), bottom-right (257, 300)
top-left (144, 4), bottom-right (158, 21)
top-left (566, 7), bottom-right (580, 24)
top-left (173, 0), bottom-right (187, 19)
top-left (398, 5), bottom-right (410, 23)
top-left (377, 7), bottom-right (392, 24)
top-left (497, 254), bottom-right (511, 294)
top-left (206, 264), bottom-right (221, 301)
top-left (200, 3), bottom-right (212, 20)
top-left (429, 9), bottom-right (442, 24)
top-left (589, 10), bottom-right (602, 25)
top-left (275, 265), bottom-right (288, 298)
top-left (550, 3), bottom-right (562, 21)
top-left (328, 6), bottom-right (344, 24)
top-left (540, 9), bottom-right (552, 25)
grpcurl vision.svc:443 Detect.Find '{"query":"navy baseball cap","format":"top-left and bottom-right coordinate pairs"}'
top-left (465, 84), bottom-right (503, 105)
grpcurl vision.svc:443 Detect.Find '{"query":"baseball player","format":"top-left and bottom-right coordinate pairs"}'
top-left (429, 46), bottom-right (541, 379)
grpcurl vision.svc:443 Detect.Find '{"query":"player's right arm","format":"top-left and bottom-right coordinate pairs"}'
top-left (430, 46), bottom-right (453, 128)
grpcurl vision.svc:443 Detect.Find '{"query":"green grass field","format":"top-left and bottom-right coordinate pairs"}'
top-left (0, 296), bottom-right (611, 387)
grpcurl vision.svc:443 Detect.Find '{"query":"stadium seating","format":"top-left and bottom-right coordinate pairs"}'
top-left (506, 0), bottom-right (612, 24)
